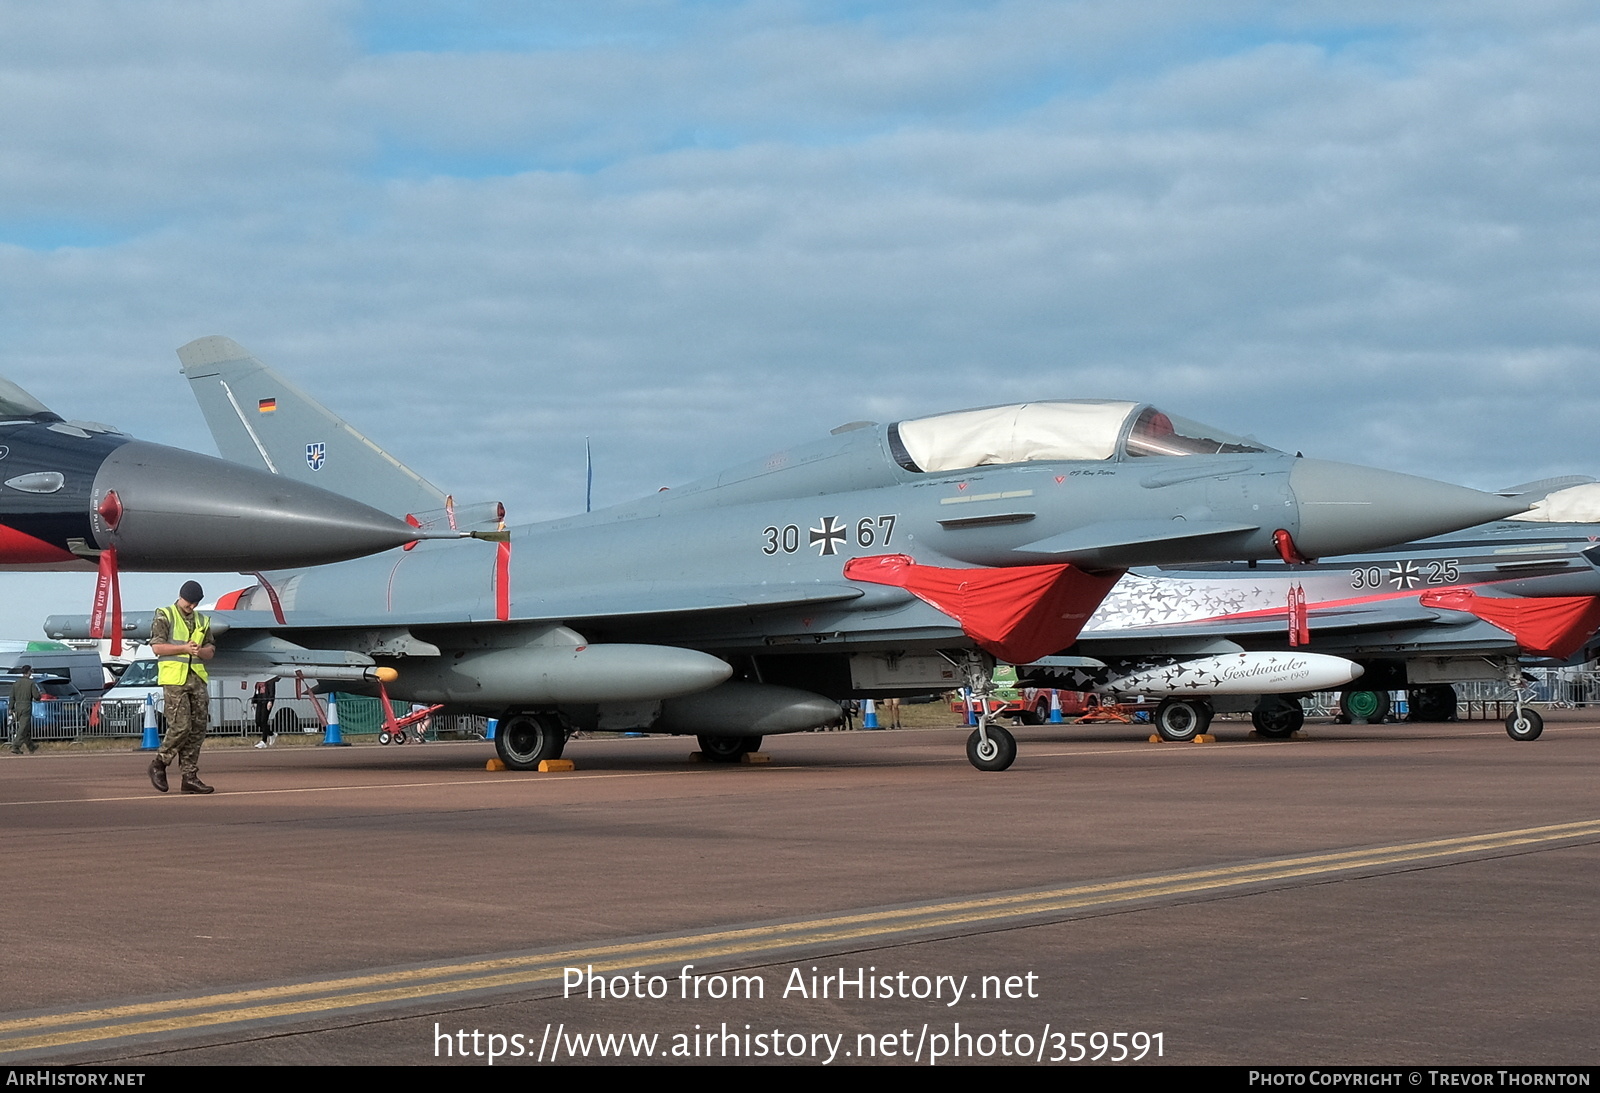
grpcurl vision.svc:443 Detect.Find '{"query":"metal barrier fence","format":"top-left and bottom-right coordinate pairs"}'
top-left (2, 698), bottom-right (493, 744)
top-left (13, 670), bottom-right (1599, 747)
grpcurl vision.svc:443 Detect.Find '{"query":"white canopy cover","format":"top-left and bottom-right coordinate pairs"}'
top-left (1509, 482), bottom-right (1600, 524)
top-left (896, 401), bottom-right (1139, 472)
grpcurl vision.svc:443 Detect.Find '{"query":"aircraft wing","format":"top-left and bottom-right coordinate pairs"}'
top-left (1079, 598), bottom-right (1470, 646)
top-left (46, 581), bottom-right (874, 640)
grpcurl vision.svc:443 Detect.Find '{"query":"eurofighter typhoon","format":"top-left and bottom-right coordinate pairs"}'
top-left (49, 338), bottom-right (1528, 770)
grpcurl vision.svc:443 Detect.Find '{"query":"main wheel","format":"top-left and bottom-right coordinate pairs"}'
top-left (1505, 709), bottom-right (1544, 741)
top-left (1154, 698), bottom-right (1207, 742)
top-left (966, 726), bottom-right (1017, 771)
top-left (697, 735), bottom-right (760, 762)
top-left (1340, 689), bottom-right (1391, 724)
top-left (273, 708), bottom-right (301, 735)
top-left (1408, 684), bottom-right (1458, 722)
top-left (496, 713), bottom-right (567, 770)
top-left (1251, 698), bottom-right (1304, 738)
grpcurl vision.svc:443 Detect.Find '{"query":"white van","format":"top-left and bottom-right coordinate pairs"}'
top-left (0, 639), bottom-right (108, 696)
top-left (99, 657), bottom-right (325, 736)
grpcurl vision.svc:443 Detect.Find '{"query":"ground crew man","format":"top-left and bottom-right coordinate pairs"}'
top-left (8, 664), bottom-right (38, 755)
top-left (147, 580), bottom-right (217, 794)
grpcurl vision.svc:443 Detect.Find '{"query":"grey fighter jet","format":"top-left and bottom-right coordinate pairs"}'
top-left (1051, 489), bottom-right (1600, 742)
top-left (49, 338), bottom-right (1528, 770)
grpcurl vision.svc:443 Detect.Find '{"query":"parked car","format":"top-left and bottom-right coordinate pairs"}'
top-left (0, 673), bottom-right (85, 736)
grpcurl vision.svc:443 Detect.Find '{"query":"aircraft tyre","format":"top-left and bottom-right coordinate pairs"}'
top-left (496, 713), bottom-right (567, 770)
top-left (697, 735), bottom-right (760, 762)
top-left (1505, 709), bottom-right (1544, 741)
top-left (273, 708), bottom-right (301, 736)
top-left (966, 726), bottom-right (1016, 771)
top-left (1340, 689), bottom-right (1390, 724)
top-left (1154, 698), bottom-right (1208, 742)
top-left (1408, 684), bottom-right (1458, 722)
top-left (1251, 697), bottom-right (1304, 738)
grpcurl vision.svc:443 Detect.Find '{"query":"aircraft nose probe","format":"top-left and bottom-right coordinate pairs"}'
top-left (1285, 459), bottom-right (1529, 560)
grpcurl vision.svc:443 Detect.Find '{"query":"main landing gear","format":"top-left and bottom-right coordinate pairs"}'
top-left (1250, 695), bottom-right (1304, 739)
top-left (1153, 698), bottom-right (1214, 742)
top-left (495, 712), bottom-right (568, 770)
top-left (1339, 689), bottom-right (1391, 724)
top-left (697, 735), bottom-right (762, 762)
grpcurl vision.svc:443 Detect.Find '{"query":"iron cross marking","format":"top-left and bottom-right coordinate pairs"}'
top-left (810, 516), bottom-right (847, 556)
top-left (1388, 560), bottom-right (1421, 590)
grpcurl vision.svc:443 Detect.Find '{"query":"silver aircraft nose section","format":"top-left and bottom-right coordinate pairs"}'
top-left (90, 441), bottom-right (426, 570)
top-left (1289, 459), bottom-right (1527, 559)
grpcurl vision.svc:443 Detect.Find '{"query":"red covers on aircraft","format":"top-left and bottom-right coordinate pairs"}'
top-left (844, 554), bottom-right (1122, 664)
top-left (1420, 588), bottom-right (1600, 659)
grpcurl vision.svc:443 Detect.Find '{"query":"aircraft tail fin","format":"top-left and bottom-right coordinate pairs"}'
top-left (177, 336), bottom-right (449, 519)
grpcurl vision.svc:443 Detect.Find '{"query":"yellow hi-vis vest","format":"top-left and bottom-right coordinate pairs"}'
top-left (156, 604), bottom-right (210, 686)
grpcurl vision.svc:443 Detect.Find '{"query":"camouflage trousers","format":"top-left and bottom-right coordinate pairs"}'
top-left (156, 676), bottom-right (209, 776)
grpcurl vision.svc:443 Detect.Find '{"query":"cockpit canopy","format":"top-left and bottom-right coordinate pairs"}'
top-left (889, 401), bottom-right (1274, 473)
top-left (0, 378), bottom-right (58, 423)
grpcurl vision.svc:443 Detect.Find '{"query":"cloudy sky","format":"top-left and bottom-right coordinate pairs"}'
top-left (2, 1), bottom-right (1597, 636)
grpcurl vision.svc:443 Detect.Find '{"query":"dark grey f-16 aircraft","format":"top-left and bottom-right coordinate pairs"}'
top-left (49, 337), bottom-right (1528, 770)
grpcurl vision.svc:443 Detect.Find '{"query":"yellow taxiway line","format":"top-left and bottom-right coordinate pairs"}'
top-left (5, 817), bottom-right (1599, 1057)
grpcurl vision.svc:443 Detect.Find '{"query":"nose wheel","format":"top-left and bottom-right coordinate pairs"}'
top-left (1505, 709), bottom-right (1543, 741)
top-left (1502, 662), bottom-right (1543, 741)
top-left (967, 724), bottom-right (1017, 771)
top-left (956, 650), bottom-right (1018, 771)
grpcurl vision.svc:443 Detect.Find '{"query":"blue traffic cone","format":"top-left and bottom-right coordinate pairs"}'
top-left (1048, 690), bottom-right (1064, 724)
top-left (139, 693), bottom-right (161, 750)
top-left (486, 717), bottom-right (497, 740)
top-left (863, 698), bottom-right (879, 729)
top-left (320, 694), bottom-right (350, 746)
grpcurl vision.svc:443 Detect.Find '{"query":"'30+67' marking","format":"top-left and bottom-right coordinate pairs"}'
top-left (762, 515), bottom-right (897, 557)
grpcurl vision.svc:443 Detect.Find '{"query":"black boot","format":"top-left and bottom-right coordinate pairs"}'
top-left (148, 758), bottom-right (169, 793)
top-left (181, 774), bottom-right (215, 794)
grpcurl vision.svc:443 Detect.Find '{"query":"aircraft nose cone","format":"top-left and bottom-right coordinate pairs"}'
top-left (1290, 459), bottom-right (1527, 558)
top-left (91, 441), bottom-right (422, 570)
